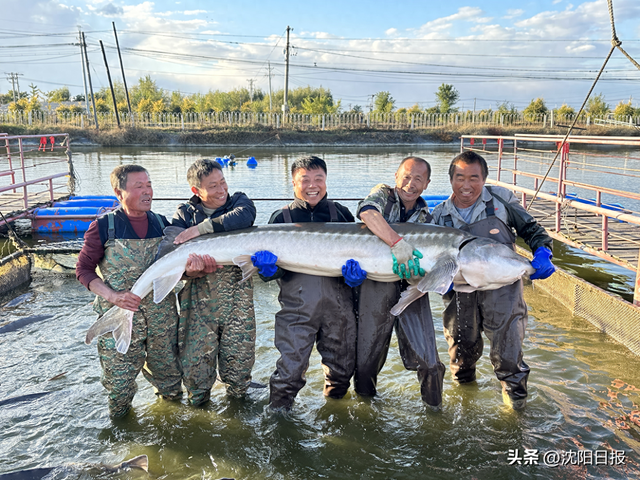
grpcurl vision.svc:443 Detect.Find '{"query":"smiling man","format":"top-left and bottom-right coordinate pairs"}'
top-left (432, 151), bottom-right (555, 410)
top-left (261, 155), bottom-right (358, 410)
top-left (355, 156), bottom-right (446, 410)
top-left (76, 165), bottom-right (182, 418)
top-left (172, 159), bottom-right (257, 406)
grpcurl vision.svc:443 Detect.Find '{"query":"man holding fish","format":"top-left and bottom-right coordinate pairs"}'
top-left (432, 151), bottom-right (556, 410)
top-left (76, 165), bottom-right (183, 418)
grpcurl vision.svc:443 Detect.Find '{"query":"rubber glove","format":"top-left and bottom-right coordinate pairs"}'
top-left (390, 238), bottom-right (425, 280)
top-left (342, 259), bottom-right (367, 287)
top-left (529, 246), bottom-right (555, 280)
top-left (251, 250), bottom-right (278, 277)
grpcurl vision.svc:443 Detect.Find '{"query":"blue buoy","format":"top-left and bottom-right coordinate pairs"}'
top-left (247, 156), bottom-right (258, 168)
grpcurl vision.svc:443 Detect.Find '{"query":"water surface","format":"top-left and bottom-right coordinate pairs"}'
top-left (1, 146), bottom-right (639, 479)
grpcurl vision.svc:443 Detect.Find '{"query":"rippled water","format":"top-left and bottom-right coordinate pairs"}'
top-left (1, 147), bottom-right (639, 479)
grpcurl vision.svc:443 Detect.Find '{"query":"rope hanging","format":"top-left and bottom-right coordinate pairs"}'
top-left (526, 0), bottom-right (637, 210)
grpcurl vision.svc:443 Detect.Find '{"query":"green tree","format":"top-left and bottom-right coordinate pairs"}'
top-left (28, 83), bottom-right (43, 100)
top-left (585, 93), bottom-right (610, 117)
top-left (169, 91), bottom-right (184, 113)
top-left (93, 98), bottom-right (111, 113)
top-left (300, 94), bottom-right (341, 114)
top-left (181, 97), bottom-right (196, 113)
top-left (523, 98), bottom-right (548, 121)
top-left (130, 75), bottom-right (166, 108)
top-left (373, 91), bottom-right (395, 113)
top-left (407, 104), bottom-right (423, 115)
top-left (435, 83), bottom-right (459, 113)
top-left (47, 86), bottom-right (70, 102)
top-left (613, 100), bottom-right (635, 119)
top-left (554, 103), bottom-right (575, 120)
top-left (496, 101), bottom-right (517, 115)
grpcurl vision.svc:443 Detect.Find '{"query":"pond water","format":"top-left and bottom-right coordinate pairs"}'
top-left (1, 146), bottom-right (639, 479)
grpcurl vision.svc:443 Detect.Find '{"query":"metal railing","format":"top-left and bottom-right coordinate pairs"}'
top-left (461, 134), bottom-right (640, 305)
top-left (0, 133), bottom-right (72, 221)
top-left (2, 110), bottom-right (639, 130)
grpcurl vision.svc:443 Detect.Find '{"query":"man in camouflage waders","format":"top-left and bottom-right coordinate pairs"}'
top-left (76, 165), bottom-right (183, 418)
top-left (172, 159), bottom-right (257, 406)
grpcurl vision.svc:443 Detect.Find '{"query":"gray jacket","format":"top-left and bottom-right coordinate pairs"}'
top-left (431, 185), bottom-right (552, 253)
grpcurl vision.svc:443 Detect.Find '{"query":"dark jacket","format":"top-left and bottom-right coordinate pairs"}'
top-left (268, 196), bottom-right (355, 224)
top-left (172, 192), bottom-right (256, 230)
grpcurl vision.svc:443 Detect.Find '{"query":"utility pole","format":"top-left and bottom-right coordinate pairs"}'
top-left (99, 40), bottom-right (120, 128)
top-left (247, 78), bottom-right (254, 102)
top-left (78, 28), bottom-right (89, 113)
top-left (112, 22), bottom-right (132, 121)
top-left (267, 61), bottom-right (273, 112)
top-left (282, 26), bottom-right (291, 115)
top-left (6, 73), bottom-right (16, 102)
top-left (6, 73), bottom-right (23, 101)
top-left (81, 32), bottom-right (99, 129)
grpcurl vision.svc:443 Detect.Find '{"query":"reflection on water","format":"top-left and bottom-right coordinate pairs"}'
top-left (1, 147), bottom-right (639, 479)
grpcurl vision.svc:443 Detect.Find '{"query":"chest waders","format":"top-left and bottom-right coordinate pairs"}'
top-left (269, 201), bottom-right (357, 410)
top-left (177, 225), bottom-right (256, 406)
top-left (355, 189), bottom-right (445, 410)
top-left (94, 213), bottom-right (182, 418)
top-left (441, 200), bottom-right (530, 404)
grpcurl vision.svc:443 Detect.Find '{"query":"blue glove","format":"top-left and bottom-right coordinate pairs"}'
top-left (251, 250), bottom-right (278, 277)
top-left (529, 246), bottom-right (555, 280)
top-left (342, 259), bottom-right (367, 287)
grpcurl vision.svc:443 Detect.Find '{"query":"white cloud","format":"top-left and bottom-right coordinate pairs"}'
top-left (503, 9), bottom-right (524, 19)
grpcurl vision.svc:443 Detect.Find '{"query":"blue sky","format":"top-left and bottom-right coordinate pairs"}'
top-left (2, 0), bottom-right (640, 111)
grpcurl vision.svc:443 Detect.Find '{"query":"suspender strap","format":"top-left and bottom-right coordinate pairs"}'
top-left (383, 187), bottom-right (396, 218)
top-left (485, 198), bottom-right (495, 217)
top-left (442, 214), bottom-right (454, 228)
top-left (327, 200), bottom-right (338, 222)
top-left (107, 213), bottom-right (115, 241)
top-left (282, 205), bottom-right (292, 223)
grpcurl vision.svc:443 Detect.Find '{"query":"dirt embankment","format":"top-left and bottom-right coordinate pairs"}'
top-left (1, 124), bottom-right (638, 146)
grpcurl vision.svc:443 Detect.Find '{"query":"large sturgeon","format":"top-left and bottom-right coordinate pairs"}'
top-left (85, 223), bottom-right (535, 354)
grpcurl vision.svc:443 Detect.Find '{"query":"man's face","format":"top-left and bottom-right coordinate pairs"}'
top-left (192, 169), bottom-right (228, 210)
top-left (395, 159), bottom-right (430, 207)
top-left (450, 161), bottom-right (485, 209)
top-left (292, 167), bottom-right (327, 207)
top-left (117, 171), bottom-right (153, 216)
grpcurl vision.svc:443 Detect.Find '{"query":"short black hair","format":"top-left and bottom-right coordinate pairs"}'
top-left (187, 159), bottom-right (223, 188)
top-left (449, 151), bottom-right (489, 181)
top-left (291, 156), bottom-right (327, 177)
top-left (398, 156), bottom-right (431, 180)
top-left (110, 165), bottom-right (149, 191)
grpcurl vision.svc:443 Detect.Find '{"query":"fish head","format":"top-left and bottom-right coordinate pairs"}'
top-left (457, 237), bottom-right (535, 290)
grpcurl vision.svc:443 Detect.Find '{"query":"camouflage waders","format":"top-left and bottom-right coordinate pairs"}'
top-left (178, 265), bottom-right (256, 405)
top-left (94, 235), bottom-right (182, 418)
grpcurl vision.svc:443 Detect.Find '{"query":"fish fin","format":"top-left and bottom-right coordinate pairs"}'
top-left (152, 269), bottom-right (184, 304)
top-left (390, 285), bottom-right (426, 316)
top-left (156, 226), bottom-right (185, 261)
top-left (233, 255), bottom-right (258, 282)
top-left (85, 306), bottom-right (133, 354)
top-left (112, 311), bottom-right (134, 354)
top-left (452, 284), bottom-right (476, 293)
top-left (121, 454), bottom-right (148, 472)
top-left (418, 257), bottom-right (459, 294)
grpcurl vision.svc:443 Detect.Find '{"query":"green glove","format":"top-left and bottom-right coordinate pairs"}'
top-left (391, 238), bottom-right (425, 280)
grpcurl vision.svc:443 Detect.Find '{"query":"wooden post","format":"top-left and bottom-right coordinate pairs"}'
top-left (99, 40), bottom-right (120, 128)
top-left (82, 32), bottom-right (99, 130)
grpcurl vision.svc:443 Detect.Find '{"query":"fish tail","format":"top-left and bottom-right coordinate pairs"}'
top-left (121, 454), bottom-right (148, 472)
top-left (84, 306), bottom-right (134, 354)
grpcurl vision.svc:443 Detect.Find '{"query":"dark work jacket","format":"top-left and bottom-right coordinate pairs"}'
top-left (262, 195), bottom-right (355, 281)
top-left (268, 196), bottom-right (355, 224)
top-left (172, 192), bottom-right (256, 230)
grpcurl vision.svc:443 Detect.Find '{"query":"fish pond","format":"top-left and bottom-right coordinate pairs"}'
top-left (0, 146), bottom-right (639, 479)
